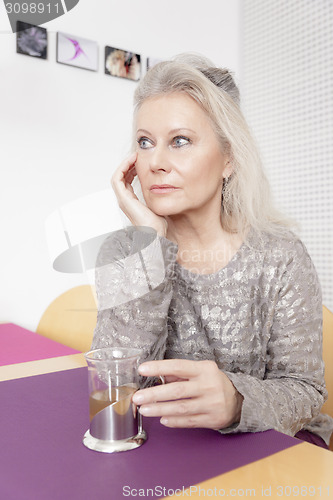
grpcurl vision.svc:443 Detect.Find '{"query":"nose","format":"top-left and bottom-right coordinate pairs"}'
top-left (149, 145), bottom-right (172, 173)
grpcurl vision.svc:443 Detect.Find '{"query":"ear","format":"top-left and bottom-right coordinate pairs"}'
top-left (222, 158), bottom-right (233, 180)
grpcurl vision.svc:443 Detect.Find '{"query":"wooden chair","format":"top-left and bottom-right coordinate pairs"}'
top-left (322, 305), bottom-right (333, 450)
top-left (36, 285), bottom-right (97, 353)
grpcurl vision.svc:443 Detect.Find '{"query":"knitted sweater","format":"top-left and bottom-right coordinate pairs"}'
top-left (92, 226), bottom-right (333, 445)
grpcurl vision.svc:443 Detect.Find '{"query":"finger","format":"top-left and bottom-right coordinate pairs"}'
top-left (119, 152), bottom-right (137, 174)
top-left (164, 375), bottom-right (185, 383)
top-left (160, 414), bottom-right (217, 429)
top-left (124, 165), bottom-right (137, 185)
top-left (132, 380), bottom-right (198, 405)
top-left (111, 152), bottom-right (137, 186)
top-left (139, 398), bottom-right (201, 418)
top-left (138, 359), bottom-right (203, 379)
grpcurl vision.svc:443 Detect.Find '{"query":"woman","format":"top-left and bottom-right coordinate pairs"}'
top-left (92, 54), bottom-right (333, 448)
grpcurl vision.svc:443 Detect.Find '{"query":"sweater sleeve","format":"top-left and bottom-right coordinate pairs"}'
top-left (91, 226), bottom-right (178, 365)
top-left (220, 238), bottom-right (327, 437)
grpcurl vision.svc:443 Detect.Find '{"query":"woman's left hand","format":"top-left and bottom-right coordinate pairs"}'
top-left (132, 359), bottom-right (243, 429)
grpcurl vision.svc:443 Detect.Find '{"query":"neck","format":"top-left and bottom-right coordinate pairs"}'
top-left (166, 214), bottom-right (224, 249)
top-left (166, 199), bottom-right (232, 251)
top-left (165, 203), bottom-right (244, 274)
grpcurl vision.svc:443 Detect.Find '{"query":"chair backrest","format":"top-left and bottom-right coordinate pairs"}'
top-left (36, 285), bottom-right (97, 352)
top-left (322, 305), bottom-right (333, 450)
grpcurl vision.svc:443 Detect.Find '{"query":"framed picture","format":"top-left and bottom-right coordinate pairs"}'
top-left (16, 21), bottom-right (47, 59)
top-left (105, 46), bottom-right (141, 81)
top-left (57, 32), bottom-right (98, 72)
top-left (147, 57), bottom-right (163, 71)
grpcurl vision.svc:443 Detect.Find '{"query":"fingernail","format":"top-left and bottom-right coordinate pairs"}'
top-left (138, 364), bottom-right (150, 375)
top-left (160, 417), bottom-right (168, 425)
top-left (139, 406), bottom-right (151, 415)
top-left (132, 393), bottom-right (144, 404)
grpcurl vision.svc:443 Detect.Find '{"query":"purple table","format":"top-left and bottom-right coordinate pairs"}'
top-left (0, 367), bottom-right (299, 500)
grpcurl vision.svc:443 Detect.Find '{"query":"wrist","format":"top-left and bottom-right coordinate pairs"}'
top-left (233, 391), bottom-right (244, 425)
top-left (156, 221), bottom-right (168, 238)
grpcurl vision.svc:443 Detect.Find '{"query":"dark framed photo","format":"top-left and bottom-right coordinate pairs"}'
top-left (16, 21), bottom-right (47, 59)
top-left (105, 46), bottom-right (141, 81)
top-left (147, 57), bottom-right (163, 71)
top-left (57, 32), bottom-right (98, 72)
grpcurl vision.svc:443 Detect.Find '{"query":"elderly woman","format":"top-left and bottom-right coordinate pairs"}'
top-left (92, 54), bottom-right (333, 448)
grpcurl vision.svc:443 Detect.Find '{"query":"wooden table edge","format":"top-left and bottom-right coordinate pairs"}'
top-left (166, 441), bottom-right (333, 499)
top-left (0, 353), bottom-right (87, 381)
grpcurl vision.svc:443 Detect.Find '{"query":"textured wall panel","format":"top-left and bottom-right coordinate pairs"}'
top-left (242, 0), bottom-right (333, 310)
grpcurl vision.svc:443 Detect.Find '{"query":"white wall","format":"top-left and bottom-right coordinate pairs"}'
top-left (0, 0), bottom-right (242, 330)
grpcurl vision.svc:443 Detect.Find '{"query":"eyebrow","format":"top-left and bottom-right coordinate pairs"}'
top-left (136, 128), bottom-right (197, 135)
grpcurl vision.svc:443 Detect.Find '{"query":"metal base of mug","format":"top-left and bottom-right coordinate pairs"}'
top-left (83, 428), bottom-right (147, 453)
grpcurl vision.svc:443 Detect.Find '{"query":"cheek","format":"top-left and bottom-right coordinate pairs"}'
top-left (185, 156), bottom-right (221, 185)
top-left (134, 158), bottom-right (147, 184)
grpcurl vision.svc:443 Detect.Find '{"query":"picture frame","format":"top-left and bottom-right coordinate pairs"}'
top-left (105, 46), bottom-right (141, 81)
top-left (146, 57), bottom-right (163, 71)
top-left (57, 31), bottom-right (98, 72)
top-left (16, 21), bottom-right (47, 59)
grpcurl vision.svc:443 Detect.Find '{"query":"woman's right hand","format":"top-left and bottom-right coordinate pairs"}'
top-left (111, 152), bottom-right (168, 237)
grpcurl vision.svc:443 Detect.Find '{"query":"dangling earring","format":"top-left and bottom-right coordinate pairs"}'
top-left (223, 176), bottom-right (229, 189)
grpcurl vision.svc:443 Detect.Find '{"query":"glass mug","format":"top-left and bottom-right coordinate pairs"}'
top-left (83, 347), bottom-right (162, 453)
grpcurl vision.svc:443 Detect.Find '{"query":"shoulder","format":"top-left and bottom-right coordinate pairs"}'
top-left (249, 228), bottom-right (311, 264)
top-left (257, 229), bottom-right (320, 293)
top-left (245, 228), bottom-right (319, 289)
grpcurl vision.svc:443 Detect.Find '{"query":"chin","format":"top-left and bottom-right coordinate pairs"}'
top-left (147, 200), bottom-right (182, 217)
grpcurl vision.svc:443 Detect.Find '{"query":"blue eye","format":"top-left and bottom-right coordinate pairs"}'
top-left (173, 136), bottom-right (190, 148)
top-left (137, 137), bottom-right (153, 149)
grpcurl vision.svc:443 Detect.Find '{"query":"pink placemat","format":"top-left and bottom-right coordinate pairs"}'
top-left (0, 323), bottom-right (80, 366)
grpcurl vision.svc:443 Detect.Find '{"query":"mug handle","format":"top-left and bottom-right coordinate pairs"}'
top-left (137, 375), bottom-right (165, 434)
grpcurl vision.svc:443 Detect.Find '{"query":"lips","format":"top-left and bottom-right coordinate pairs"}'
top-left (150, 184), bottom-right (180, 193)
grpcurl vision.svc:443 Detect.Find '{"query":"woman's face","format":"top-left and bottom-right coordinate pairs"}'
top-left (134, 92), bottom-right (232, 219)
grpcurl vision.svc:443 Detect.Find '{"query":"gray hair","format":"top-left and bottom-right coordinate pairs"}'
top-left (132, 53), bottom-right (292, 237)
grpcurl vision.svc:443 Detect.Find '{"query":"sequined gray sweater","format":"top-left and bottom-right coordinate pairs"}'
top-left (92, 227), bottom-right (333, 445)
